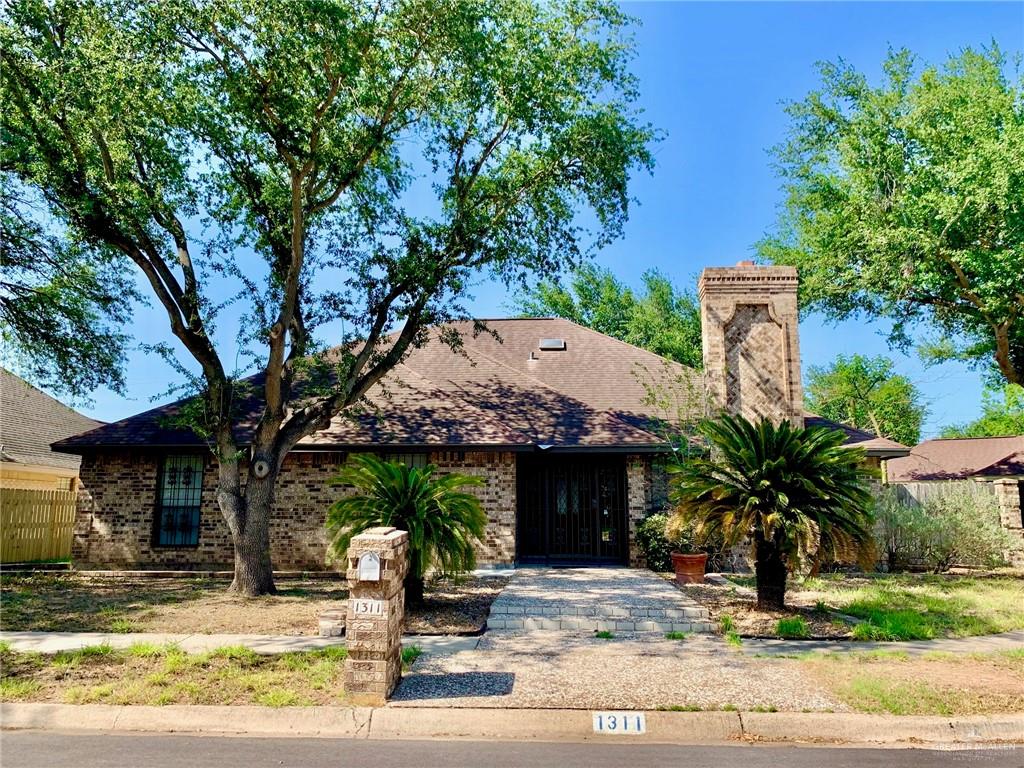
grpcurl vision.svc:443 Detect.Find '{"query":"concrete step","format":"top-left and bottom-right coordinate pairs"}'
top-left (486, 601), bottom-right (715, 633)
top-left (486, 615), bottom-right (715, 633)
top-left (488, 604), bottom-right (709, 621)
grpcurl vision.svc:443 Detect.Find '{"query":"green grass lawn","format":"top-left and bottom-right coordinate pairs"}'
top-left (0, 641), bottom-right (422, 707)
top-left (727, 573), bottom-right (1024, 641)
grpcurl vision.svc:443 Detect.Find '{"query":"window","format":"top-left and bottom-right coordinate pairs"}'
top-left (154, 455), bottom-right (204, 547)
top-left (384, 452), bottom-right (428, 469)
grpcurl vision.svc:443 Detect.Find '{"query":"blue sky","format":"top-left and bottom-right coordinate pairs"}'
top-left (74, 1), bottom-right (1021, 438)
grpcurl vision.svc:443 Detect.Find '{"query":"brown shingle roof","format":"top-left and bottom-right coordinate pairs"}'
top-left (1, 368), bottom-right (103, 470)
top-left (886, 435), bottom-right (1024, 482)
top-left (53, 318), bottom-right (906, 456)
top-left (803, 415), bottom-right (910, 458)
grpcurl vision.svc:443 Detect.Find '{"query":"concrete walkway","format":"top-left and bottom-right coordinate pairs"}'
top-left (0, 631), bottom-right (478, 656)
top-left (488, 567), bottom-right (713, 632)
top-left (740, 629), bottom-right (1024, 656)
top-left (393, 631), bottom-right (844, 711)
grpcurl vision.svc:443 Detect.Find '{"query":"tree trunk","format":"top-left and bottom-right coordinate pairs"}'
top-left (404, 573), bottom-right (425, 606)
top-left (754, 532), bottom-right (788, 611)
top-left (217, 455), bottom-right (278, 596)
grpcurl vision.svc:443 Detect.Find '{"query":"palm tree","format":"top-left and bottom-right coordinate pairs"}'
top-left (326, 454), bottom-right (487, 605)
top-left (670, 414), bottom-right (875, 610)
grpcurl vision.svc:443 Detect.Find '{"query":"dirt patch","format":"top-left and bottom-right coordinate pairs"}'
top-left (0, 575), bottom-right (347, 635)
top-left (670, 577), bottom-right (853, 639)
top-left (801, 652), bottom-right (1024, 715)
top-left (1, 573), bottom-right (507, 636)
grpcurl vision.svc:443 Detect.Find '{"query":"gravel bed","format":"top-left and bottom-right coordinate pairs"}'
top-left (406, 576), bottom-right (509, 634)
top-left (672, 577), bottom-right (854, 638)
top-left (392, 631), bottom-right (846, 711)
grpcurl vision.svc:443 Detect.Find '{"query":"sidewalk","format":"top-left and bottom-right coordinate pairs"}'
top-left (739, 629), bottom-right (1024, 656)
top-left (0, 631), bottom-right (478, 656)
top-left (5, 626), bottom-right (1020, 658)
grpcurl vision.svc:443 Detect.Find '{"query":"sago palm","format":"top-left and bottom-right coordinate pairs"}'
top-left (670, 414), bottom-right (874, 610)
top-left (327, 454), bottom-right (487, 604)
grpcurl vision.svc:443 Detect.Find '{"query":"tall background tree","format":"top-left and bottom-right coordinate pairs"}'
top-left (1, 186), bottom-right (136, 401)
top-left (514, 263), bottom-right (702, 367)
top-left (1, 0), bottom-right (653, 594)
top-left (941, 383), bottom-right (1024, 437)
top-left (805, 354), bottom-right (927, 445)
top-left (759, 46), bottom-right (1024, 385)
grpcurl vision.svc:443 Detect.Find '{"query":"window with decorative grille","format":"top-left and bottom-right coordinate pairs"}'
top-left (153, 455), bottom-right (204, 547)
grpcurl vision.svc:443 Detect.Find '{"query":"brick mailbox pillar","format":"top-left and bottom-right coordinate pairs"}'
top-left (344, 526), bottom-right (409, 705)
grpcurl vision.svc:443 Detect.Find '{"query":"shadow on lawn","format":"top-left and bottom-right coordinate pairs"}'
top-left (0, 574), bottom-right (345, 633)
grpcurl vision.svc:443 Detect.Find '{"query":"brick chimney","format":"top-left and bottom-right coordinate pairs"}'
top-left (698, 262), bottom-right (804, 427)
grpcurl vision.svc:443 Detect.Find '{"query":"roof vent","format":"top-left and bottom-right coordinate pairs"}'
top-left (538, 338), bottom-right (566, 351)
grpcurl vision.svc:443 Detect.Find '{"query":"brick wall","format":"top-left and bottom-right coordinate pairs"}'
top-left (429, 450), bottom-right (517, 565)
top-left (73, 449), bottom-right (518, 570)
top-left (73, 451), bottom-right (345, 569)
top-left (699, 263), bottom-right (804, 426)
top-left (626, 454), bottom-right (662, 567)
top-left (993, 478), bottom-right (1024, 567)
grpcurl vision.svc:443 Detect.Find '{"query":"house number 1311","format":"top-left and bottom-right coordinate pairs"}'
top-left (592, 712), bottom-right (646, 734)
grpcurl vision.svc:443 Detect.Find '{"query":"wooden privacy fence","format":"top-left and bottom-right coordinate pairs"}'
top-left (0, 488), bottom-right (76, 563)
top-left (892, 479), bottom-right (995, 506)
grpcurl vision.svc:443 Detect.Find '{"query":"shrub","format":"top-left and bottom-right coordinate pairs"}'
top-left (922, 486), bottom-right (1016, 571)
top-left (875, 484), bottom-right (1016, 572)
top-left (327, 455), bottom-right (487, 604)
top-left (636, 509), bottom-right (728, 572)
top-left (636, 513), bottom-right (673, 571)
top-left (874, 487), bottom-right (932, 572)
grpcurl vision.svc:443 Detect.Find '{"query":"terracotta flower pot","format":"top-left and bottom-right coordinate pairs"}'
top-left (671, 552), bottom-right (707, 585)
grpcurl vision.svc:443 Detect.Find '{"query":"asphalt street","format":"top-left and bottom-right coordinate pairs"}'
top-left (1, 731), bottom-right (1022, 768)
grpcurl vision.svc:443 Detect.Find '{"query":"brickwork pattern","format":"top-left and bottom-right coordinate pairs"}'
top-left (72, 451), bottom-right (344, 569)
top-left (430, 450), bottom-right (516, 565)
top-left (699, 264), bottom-right (803, 426)
top-left (724, 304), bottom-right (788, 423)
top-left (626, 455), bottom-right (655, 567)
top-left (993, 478), bottom-right (1024, 566)
top-left (73, 449), bottom-right (517, 569)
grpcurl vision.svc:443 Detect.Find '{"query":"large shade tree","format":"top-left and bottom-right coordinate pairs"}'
top-left (942, 383), bottom-right (1024, 438)
top-left (515, 263), bottom-right (703, 367)
top-left (805, 354), bottom-right (926, 446)
top-left (759, 46), bottom-right (1024, 385)
top-left (1, 187), bottom-right (137, 401)
top-left (1, 0), bottom-right (653, 594)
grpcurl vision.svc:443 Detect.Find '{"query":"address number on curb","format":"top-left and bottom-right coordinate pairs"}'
top-left (592, 712), bottom-right (646, 735)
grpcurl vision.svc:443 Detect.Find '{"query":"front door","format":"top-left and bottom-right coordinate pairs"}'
top-left (516, 455), bottom-right (628, 565)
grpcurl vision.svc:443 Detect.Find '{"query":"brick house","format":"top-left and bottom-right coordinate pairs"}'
top-left (54, 264), bottom-right (908, 570)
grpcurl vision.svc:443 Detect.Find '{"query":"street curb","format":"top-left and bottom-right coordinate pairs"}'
top-left (2, 704), bottom-right (1022, 746)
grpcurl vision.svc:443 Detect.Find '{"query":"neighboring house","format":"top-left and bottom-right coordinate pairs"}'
top-left (0, 368), bottom-right (103, 491)
top-left (887, 435), bottom-right (1024, 556)
top-left (54, 264), bottom-right (909, 570)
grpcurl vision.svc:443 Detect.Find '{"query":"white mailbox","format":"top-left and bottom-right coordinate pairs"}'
top-left (357, 551), bottom-right (381, 582)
